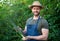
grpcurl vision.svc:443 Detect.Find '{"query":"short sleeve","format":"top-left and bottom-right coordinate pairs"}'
top-left (25, 20), bottom-right (29, 26)
top-left (25, 17), bottom-right (32, 26)
top-left (41, 19), bottom-right (49, 29)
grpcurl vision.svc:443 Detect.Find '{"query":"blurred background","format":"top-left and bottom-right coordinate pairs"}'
top-left (0, 0), bottom-right (60, 41)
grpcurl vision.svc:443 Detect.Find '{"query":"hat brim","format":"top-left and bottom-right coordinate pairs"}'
top-left (28, 5), bottom-right (43, 9)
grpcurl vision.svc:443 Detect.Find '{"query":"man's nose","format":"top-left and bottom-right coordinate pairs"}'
top-left (34, 9), bottom-right (37, 11)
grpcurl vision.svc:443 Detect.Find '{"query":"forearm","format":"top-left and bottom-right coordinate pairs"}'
top-left (27, 35), bottom-right (48, 40)
top-left (23, 26), bottom-right (27, 34)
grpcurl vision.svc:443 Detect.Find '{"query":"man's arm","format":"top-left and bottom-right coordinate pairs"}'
top-left (23, 26), bottom-right (27, 34)
top-left (27, 28), bottom-right (49, 40)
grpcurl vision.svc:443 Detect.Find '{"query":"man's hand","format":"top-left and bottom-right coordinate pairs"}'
top-left (22, 36), bottom-right (28, 40)
top-left (22, 36), bottom-right (27, 40)
top-left (22, 36), bottom-right (31, 40)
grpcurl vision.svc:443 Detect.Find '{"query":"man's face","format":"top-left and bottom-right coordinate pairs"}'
top-left (32, 6), bottom-right (40, 16)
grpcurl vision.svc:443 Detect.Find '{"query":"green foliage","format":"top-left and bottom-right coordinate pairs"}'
top-left (0, 0), bottom-right (60, 41)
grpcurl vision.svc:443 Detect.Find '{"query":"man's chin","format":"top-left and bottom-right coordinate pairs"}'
top-left (34, 13), bottom-right (39, 16)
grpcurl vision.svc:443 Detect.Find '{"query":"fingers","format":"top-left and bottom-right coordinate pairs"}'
top-left (22, 36), bottom-right (31, 40)
top-left (22, 37), bottom-right (27, 40)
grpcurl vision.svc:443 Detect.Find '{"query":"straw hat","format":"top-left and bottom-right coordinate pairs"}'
top-left (28, 1), bottom-right (43, 9)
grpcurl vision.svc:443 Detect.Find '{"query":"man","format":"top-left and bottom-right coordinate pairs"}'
top-left (22, 1), bottom-right (49, 41)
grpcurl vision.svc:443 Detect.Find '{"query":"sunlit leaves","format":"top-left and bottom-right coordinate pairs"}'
top-left (0, 0), bottom-right (60, 41)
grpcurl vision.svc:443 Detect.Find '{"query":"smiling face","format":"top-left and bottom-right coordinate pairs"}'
top-left (31, 6), bottom-right (41, 16)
